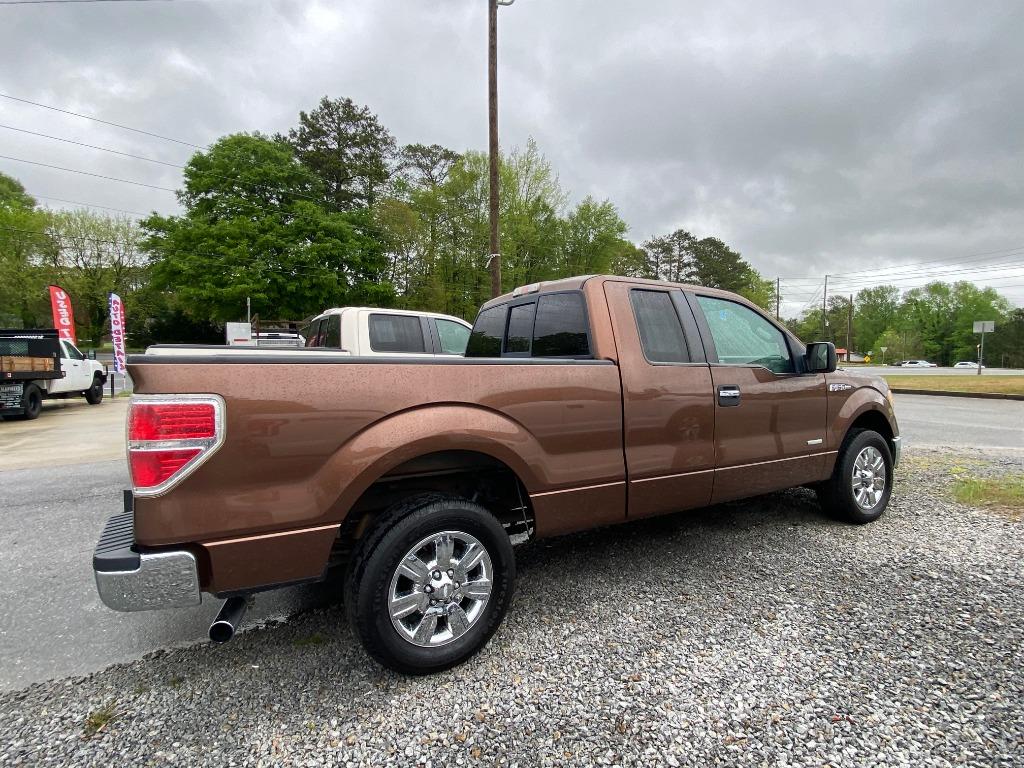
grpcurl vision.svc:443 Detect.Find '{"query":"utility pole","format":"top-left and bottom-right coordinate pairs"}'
top-left (846, 294), bottom-right (853, 362)
top-left (821, 274), bottom-right (828, 340)
top-left (775, 277), bottom-right (780, 320)
top-left (488, 0), bottom-right (515, 298)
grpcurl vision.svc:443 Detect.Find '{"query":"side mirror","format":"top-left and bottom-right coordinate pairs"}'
top-left (87, 349), bottom-right (97, 360)
top-left (805, 341), bottom-right (837, 373)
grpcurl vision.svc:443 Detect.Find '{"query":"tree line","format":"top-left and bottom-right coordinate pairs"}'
top-left (0, 94), bottom-right (1019, 364)
top-left (785, 283), bottom-right (1022, 367)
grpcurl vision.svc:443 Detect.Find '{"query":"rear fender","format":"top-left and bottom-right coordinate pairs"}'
top-left (321, 404), bottom-right (543, 522)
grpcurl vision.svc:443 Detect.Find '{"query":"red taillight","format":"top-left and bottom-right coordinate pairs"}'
top-left (129, 449), bottom-right (202, 488)
top-left (127, 396), bottom-right (224, 495)
top-left (128, 403), bottom-right (217, 441)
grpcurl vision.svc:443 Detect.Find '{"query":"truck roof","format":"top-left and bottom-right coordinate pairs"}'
top-left (310, 307), bottom-right (471, 326)
top-left (479, 275), bottom-right (744, 312)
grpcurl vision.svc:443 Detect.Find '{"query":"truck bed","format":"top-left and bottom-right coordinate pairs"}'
top-left (127, 352), bottom-right (627, 553)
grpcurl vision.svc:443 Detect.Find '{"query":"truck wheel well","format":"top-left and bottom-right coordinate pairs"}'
top-left (335, 451), bottom-right (534, 562)
top-left (847, 410), bottom-right (895, 455)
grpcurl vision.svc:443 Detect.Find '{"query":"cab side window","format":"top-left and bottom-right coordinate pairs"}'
top-left (435, 319), bottom-right (470, 355)
top-left (466, 306), bottom-right (506, 357)
top-left (504, 303), bottom-right (536, 354)
top-left (368, 314), bottom-right (426, 353)
top-left (630, 289), bottom-right (689, 363)
top-left (304, 319), bottom-right (325, 347)
top-left (531, 292), bottom-right (590, 357)
top-left (324, 315), bottom-right (342, 348)
top-left (696, 296), bottom-right (794, 374)
top-left (61, 341), bottom-right (85, 360)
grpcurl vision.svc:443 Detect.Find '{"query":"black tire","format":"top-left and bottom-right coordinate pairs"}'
top-left (816, 428), bottom-right (893, 524)
top-left (20, 384), bottom-right (42, 420)
top-left (85, 375), bottom-right (104, 405)
top-left (345, 493), bottom-right (515, 675)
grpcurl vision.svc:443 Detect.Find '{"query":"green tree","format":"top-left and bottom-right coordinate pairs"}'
top-left (42, 210), bottom-right (149, 345)
top-left (287, 96), bottom-right (396, 211)
top-left (986, 309), bottom-right (1024, 368)
top-left (638, 229), bottom-right (776, 310)
top-left (0, 173), bottom-right (52, 327)
top-left (144, 133), bottom-right (391, 322)
top-left (559, 197), bottom-right (629, 276)
top-left (854, 285), bottom-right (900, 354)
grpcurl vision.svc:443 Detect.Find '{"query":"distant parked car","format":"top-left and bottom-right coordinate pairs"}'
top-left (953, 361), bottom-right (982, 369)
top-left (899, 360), bottom-right (937, 368)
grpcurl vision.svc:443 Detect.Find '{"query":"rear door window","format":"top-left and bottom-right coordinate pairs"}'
top-left (532, 292), bottom-right (590, 357)
top-left (504, 302), bottom-right (536, 354)
top-left (368, 314), bottom-right (426, 353)
top-left (630, 289), bottom-right (689, 363)
top-left (435, 319), bottom-right (470, 355)
top-left (466, 306), bottom-right (506, 357)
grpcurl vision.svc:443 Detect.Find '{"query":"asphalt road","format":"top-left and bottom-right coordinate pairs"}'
top-left (896, 393), bottom-right (1024, 451)
top-left (0, 393), bottom-right (1020, 691)
top-left (857, 365), bottom-right (1023, 376)
top-left (0, 459), bottom-right (341, 690)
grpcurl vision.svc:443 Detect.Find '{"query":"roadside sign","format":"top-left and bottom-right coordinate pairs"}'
top-left (972, 320), bottom-right (995, 375)
top-left (880, 346), bottom-right (888, 352)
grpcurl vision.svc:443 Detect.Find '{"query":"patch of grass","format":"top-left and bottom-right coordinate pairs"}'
top-left (952, 475), bottom-right (1024, 519)
top-left (293, 632), bottom-right (329, 647)
top-left (884, 375), bottom-right (1024, 395)
top-left (84, 702), bottom-right (118, 738)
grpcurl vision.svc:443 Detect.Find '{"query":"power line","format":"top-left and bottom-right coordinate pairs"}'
top-left (33, 194), bottom-right (150, 218)
top-left (827, 262), bottom-right (1024, 289)
top-left (778, 244), bottom-right (1024, 282)
top-left (2, 124), bottom-right (363, 214)
top-left (0, 153), bottom-right (177, 192)
top-left (0, 123), bottom-right (183, 167)
top-left (0, 91), bottom-right (202, 149)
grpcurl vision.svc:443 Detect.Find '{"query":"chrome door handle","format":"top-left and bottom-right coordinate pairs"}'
top-left (718, 385), bottom-right (741, 407)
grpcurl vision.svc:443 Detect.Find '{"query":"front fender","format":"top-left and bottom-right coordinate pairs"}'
top-left (319, 404), bottom-right (546, 522)
top-left (827, 385), bottom-right (899, 452)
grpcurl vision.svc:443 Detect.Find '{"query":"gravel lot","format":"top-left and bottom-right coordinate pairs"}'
top-left (2, 448), bottom-right (1022, 767)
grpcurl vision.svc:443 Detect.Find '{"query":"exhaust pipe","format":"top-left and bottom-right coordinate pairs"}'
top-left (209, 596), bottom-right (249, 643)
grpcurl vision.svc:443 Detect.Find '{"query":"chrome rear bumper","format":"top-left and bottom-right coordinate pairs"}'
top-left (93, 494), bottom-right (201, 612)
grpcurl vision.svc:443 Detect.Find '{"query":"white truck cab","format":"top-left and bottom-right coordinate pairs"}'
top-left (303, 307), bottom-right (471, 356)
top-left (47, 340), bottom-right (106, 396)
top-left (144, 308), bottom-right (472, 360)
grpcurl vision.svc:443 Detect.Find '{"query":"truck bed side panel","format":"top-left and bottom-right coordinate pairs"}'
top-left (128, 359), bottom-right (625, 547)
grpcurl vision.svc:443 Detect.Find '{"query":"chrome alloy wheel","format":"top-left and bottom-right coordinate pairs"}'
top-left (388, 531), bottom-right (493, 648)
top-left (851, 446), bottom-right (886, 509)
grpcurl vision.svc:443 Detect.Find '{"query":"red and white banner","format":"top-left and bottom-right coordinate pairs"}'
top-left (48, 285), bottom-right (77, 345)
top-left (109, 292), bottom-right (127, 373)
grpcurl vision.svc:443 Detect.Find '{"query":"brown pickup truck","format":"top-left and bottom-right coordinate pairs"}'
top-left (93, 276), bottom-right (900, 673)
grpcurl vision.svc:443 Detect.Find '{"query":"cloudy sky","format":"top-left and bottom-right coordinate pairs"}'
top-left (1, 0), bottom-right (1022, 314)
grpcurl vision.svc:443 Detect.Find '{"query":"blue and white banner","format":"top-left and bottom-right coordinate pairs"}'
top-left (109, 293), bottom-right (127, 373)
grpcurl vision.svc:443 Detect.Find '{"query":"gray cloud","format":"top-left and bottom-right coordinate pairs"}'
top-left (1, 0), bottom-right (1021, 311)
